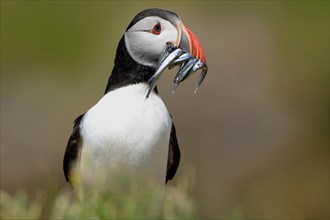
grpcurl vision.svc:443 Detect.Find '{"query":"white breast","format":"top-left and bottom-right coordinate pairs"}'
top-left (78, 83), bottom-right (172, 188)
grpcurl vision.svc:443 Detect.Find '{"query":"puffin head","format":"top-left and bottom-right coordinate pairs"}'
top-left (107, 8), bottom-right (207, 94)
top-left (125, 8), bottom-right (206, 67)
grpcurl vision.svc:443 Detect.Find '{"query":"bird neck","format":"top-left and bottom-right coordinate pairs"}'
top-left (104, 36), bottom-right (157, 94)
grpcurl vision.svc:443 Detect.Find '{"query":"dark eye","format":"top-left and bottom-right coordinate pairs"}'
top-left (152, 23), bottom-right (161, 35)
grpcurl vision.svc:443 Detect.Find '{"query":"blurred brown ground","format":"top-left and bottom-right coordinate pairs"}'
top-left (1, 1), bottom-right (329, 219)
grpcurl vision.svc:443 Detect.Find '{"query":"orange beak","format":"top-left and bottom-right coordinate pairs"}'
top-left (147, 22), bottom-right (208, 97)
top-left (178, 24), bottom-right (206, 64)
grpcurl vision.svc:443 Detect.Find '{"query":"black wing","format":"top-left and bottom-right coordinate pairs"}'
top-left (166, 122), bottom-right (181, 183)
top-left (63, 114), bottom-right (84, 183)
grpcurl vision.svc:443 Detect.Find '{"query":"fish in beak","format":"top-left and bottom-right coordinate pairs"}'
top-left (147, 22), bottom-right (208, 97)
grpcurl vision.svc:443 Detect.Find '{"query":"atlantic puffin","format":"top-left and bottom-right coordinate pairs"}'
top-left (63, 8), bottom-right (207, 189)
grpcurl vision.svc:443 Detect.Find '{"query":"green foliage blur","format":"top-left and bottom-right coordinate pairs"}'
top-left (0, 177), bottom-right (197, 219)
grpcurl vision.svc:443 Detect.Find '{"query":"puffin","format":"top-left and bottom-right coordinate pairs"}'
top-left (63, 8), bottom-right (207, 189)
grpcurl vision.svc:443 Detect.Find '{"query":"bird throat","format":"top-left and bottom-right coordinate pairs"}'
top-left (104, 36), bottom-right (156, 94)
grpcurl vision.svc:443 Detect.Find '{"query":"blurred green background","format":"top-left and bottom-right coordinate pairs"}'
top-left (1, 1), bottom-right (329, 219)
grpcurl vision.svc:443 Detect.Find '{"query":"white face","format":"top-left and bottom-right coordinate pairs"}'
top-left (125, 16), bottom-right (178, 67)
